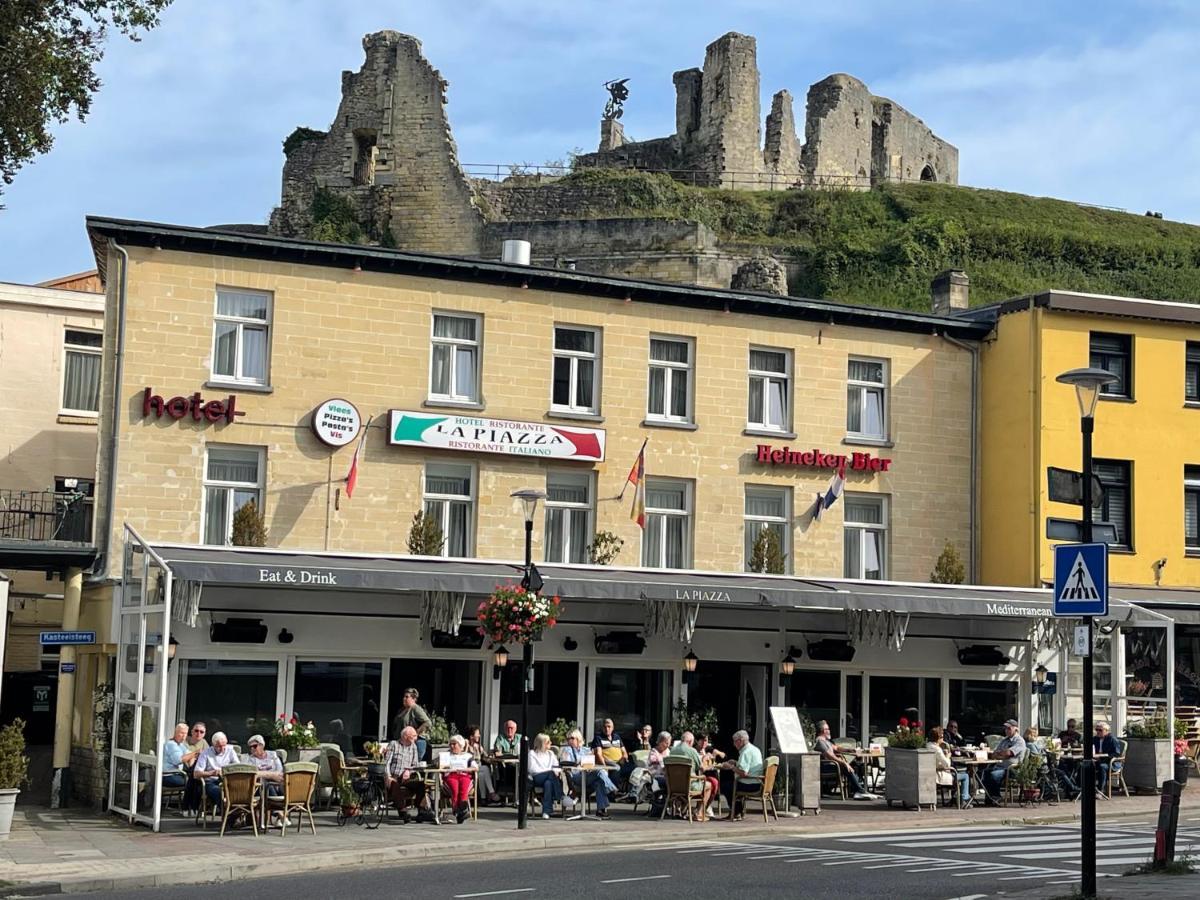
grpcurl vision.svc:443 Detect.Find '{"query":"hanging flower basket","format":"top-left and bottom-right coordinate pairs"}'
top-left (476, 584), bottom-right (562, 645)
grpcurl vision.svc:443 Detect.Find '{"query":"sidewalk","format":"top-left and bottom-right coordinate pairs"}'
top-left (0, 792), bottom-right (1186, 895)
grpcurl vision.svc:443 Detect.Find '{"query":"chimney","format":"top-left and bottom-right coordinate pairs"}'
top-left (931, 269), bottom-right (969, 315)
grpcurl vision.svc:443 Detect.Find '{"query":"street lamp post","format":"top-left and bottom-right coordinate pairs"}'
top-left (1056, 366), bottom-right (1118, 900)
top-left (511, 489), bottom-right (546, 831)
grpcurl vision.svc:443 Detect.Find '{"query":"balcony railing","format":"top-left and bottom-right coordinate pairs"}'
top-left (0, 489), bottom-right (92, 544)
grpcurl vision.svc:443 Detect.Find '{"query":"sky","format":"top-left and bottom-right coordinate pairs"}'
top-left (2, 0), bottom-right (1199, 283)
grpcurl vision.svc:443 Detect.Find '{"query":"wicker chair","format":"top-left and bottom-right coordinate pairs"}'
top-left (659, 759), bottom-right (706, 821)
top-left (266, 761), bottom-right (319, 835)
top-left (732, 756), bottom-right (779, 823)
top-left (326, 749), bottom-right (365, 810)
top-left (218, 765), bottom-right (260, 837)
top-left (1106, 739), bottom-right (1129, 799)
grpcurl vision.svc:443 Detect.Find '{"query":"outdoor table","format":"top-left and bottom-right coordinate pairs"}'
top-left (487, 756), bottom-right (520, 806)
top-left (954, 756), bottom-right (994, 808)
top-left (560, 762), bottom-right (619, 821)
top-left (836, 748), bottom-right (884, 790)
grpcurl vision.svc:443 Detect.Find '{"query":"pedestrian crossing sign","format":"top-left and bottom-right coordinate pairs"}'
top-left (1052, 542), bottom-right (1108, 617)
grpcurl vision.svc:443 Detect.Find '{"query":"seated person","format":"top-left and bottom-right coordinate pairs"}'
top-left (719, 730), bottom-right (765, 818)
top-left (668, 731), bottom-right (717, 821)
top-left (440, 734), bottom-right (478, 824)
top-left (1093, 721), bottom-right (1121, 792)
top-left (590, 718), bottom-right (633, 787)
top-left (1024, 727), bottom-right (1047, 756)
top-left (943, 720), bottom-right (968, 748)
top-left (491, 719), bottom-right (522, 801)
top-left (192, 731), bottom-right (239, 809)
top-left (695, 733), bottom-right (725, 767)
top-left (645, 731), bottom-right (673, 814)
top-left (927, 726), bottom-right (970, 806)
top-left (466, 725), bottom-right (500, 805)
top-left (527, 733), bottom-right (564, 819)
top-left (1058, 719), bottom-right (1082, 748)
top-left (245, 734), bottom-right (284, 797)
top-left (181, 721), bottom-right (209, 811)
top-left (382, 726), bottom-right (428, 822)
top-left (813, 719), bottom-right (875, 800)
top-left (560, 728), bottom-right (616, 819)
top-left (982, 719), bottom-right (1026, 804)
top-left (637, 724), bottom-right (654, 752)
top-left (163, 722), bottom-right (190, 790)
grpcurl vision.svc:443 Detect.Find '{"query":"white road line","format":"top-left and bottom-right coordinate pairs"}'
top-left (822, 855), bottom-right (909, 866)
top-left (454, 891), bottom-right (536, 898)
top-left (941, 895), bottom-right (988, 900)
top-left (997, 873), bottom-right (1056, 881)
top-left (953, 836), bottom-right (1154, 855)
top-left (599, 876), bottom-right (671, 884)
top-left (1011, 842), bottom-right (1199, 860)
top-left (839, 828), bottom-right (1057, 844)
top-left (642, 840), bottom-right (729, 851)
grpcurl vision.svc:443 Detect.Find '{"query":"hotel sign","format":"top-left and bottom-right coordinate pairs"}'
top-left (389, 410), bottom-right (605, 461)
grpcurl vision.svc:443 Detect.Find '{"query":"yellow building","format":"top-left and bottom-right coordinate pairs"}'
top-left (976, 289), bottom-right (1199, 723)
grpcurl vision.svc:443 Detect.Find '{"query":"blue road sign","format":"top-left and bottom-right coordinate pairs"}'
top-left (1053, 542), bottom-right (1108, 617)
top-left (59, 662), bottom-right (77, 674)
top-left (39, 630), bottom-right (96, 646)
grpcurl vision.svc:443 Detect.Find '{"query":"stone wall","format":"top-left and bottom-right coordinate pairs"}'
top-left (69, 745), bottom-right (107, 810)
top-left (801, 74), bottom-right (874, 187)
top-left (872, 98), bottom-right (959, 185)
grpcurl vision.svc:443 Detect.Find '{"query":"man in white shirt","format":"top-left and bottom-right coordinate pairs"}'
top-left (193, 731), bottom-right (239, 808)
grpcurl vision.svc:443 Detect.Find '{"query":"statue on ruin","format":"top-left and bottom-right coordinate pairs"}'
top-left (603, 78), bottom-right (630, 121)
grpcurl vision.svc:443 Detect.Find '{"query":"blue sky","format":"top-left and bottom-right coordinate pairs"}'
top-left (2, 0), bottom-right (1198, 283)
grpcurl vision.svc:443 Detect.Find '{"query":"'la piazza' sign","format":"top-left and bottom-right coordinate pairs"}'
top-left (389, 410), bottom-right (605, 461)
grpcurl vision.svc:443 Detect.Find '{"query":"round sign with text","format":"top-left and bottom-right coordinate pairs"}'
top-left (311, 398), bottom-right (362, 448)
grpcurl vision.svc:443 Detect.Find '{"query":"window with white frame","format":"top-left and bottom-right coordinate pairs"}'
top-left (544, 471), bottom-right (593, 563)
top-left (429, 313), bottom-right (481, 403)
top-left (211, 288), bottom-right (271, 385)
top-left (843, 493), bottom-right (887, 580)
top-left (846, 358), bottom-right (888, 440)
top-left (203, 446), bottom-right (264, 545)
top-left (641, 479), bottom-right (691, 568)
top-left (744, 486), bottom-right (790, 573)
top-left (423, 463), bottom-right (474, 557)
top-left (747, 347), bottom-right (790, 432)
top-left (551, 326), bottom-right (600, 414)
top-left (1185, 466), bottom-right (1200, 551)
top-left (61, 328), bottom-right (102, 414)
top-left (647, 336), bottom-right (693, 423)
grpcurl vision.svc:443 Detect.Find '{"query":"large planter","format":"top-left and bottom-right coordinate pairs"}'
top-left (1124, 737), bottom-right (1173, 793)
top-left (884, 747), bottom-right (937, 810)
top-left (792, 753), bottom-right (822, 815)
top-left (0, 789), bottom-right (19, 838)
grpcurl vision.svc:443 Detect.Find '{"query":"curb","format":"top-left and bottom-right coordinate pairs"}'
top-left (0, 802), bottom-right (1162, 895)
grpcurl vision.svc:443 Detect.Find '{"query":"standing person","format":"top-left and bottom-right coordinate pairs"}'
top-left (813, 720), bottom-right (875, 800)
top-left (928, 726), bottom-right (970, 806)
top-left (192, 731), bottom-right (239, 810)
top-left (720, 730), bottom-right (766, 818)
top-left (439, 734), bottom-right (478, 824)
top-left (390, 688), bottom-right (432, 759)
top-left (944, 720), bottom-right (968, 748)
top-left (560, 729), bottom-right (616, 818)
top-left (982, 719), bottom-right (1027, 805)
top-left (382, 726), bottom-right (428, 822)
top-left (528, 733), bottom-right (564, 819)
top-left (466, 725), bottom-right (500, 806)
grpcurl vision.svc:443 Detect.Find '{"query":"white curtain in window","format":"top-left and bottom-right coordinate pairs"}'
top-left (568, 509), bottom-right (589, 563)
top-left (454, 347), bottom-right (476, 397)
top-left (647, 484), bottom-right (685, 510)
top-left (848, 360), bottom-right (882, 383)
top-left (430, 345), bottom-right (451, 394)
top-left (548, 481), bottom-right (588, 503)
top-left (748, 378), bottom-right (763, 424)
top-left (767, 379), bottom-right (786, 426)
top-left (845, 498), bottom-right (883, 525)
top-left (204, 488), bottom-right (229, 544)
top-left (643, 515), bottom-right (662, 566)
top-left (241, 326), bottom-right (267, 381)
top-left (863, 531), bottom-right (881, 578)
top-left (669, 370), bottom-right (688, 418)
top-left (434, 315), bottom-right (475, 341)
top-left (863, 388), bottom-right (883, 436)
top-left (664, 516), bottom-right (686, 568)
top-left (648, 367), bottom-right (666, 414)
top-left (576, 359), bottom-right (594, 408)
top-left (745, 493), bottom-right (784, 518)
top-left (750, 349), bottom-right (785, 373)
top-left (213, 323), bottom-right (237, 377)
top-left (847, 387), bottom-right (862, 433)
top-left (207, 453), bottom-right (258, 484)
top-left (217, 290), bottom-right (268, 320)
top-left (426, 472), bottom-right (470, 496)
top-left (843, 528), bottom-right (859, 578)
top-left (552, 357), bottom-right (572, 406)
top-left (650, 339), bottom-right (688, 363)
top-left (546, 508), bottom-right (566, 562)
top-left (63, 350), bottom-right (101, 411)
top-left (446, 502), bottom-right (468, 555)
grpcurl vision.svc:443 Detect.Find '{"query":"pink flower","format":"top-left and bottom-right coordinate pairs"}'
top-left (899, 717), bottom-right (909, 728)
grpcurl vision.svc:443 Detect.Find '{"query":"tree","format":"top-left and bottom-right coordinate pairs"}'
top-left (930, 540), bottom-right (966, 584)
top-left (749, 526), bottom-right (785, 574)
top-left (406, 510), bottom-right (443, 555)
top-left (230, 499), bottom-right (266, 547)
top-left (0, 2), bottom-right (174, 198)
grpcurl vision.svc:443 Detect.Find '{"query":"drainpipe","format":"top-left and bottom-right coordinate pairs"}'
top-left (98, 240), bottom-right (130, 577)
top-left (942, 334), bottom-right (980, 583)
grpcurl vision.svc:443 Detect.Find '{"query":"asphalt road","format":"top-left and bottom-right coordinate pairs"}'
top-left (77, 817), bottom-right (1199, 900)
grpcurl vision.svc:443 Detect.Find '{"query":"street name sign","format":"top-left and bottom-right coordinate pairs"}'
top-left (39, 630), bottom-right (96, 645)
top-left (1053, 542), bottom-right (1108, 617)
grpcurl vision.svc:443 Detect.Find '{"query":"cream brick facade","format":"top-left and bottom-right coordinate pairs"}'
top-left (92, 231), bottom-right (979, 587)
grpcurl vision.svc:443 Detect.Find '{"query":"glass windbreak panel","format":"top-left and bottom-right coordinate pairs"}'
top-left (594, 668), bottom-right (670, 743)
top-left (135, 762), bottom-right (158, 816)
top-left (1123, 627), bottom-right (1167, 700)
top-left (117, 614), bottom-right (142, 702)
top-left (136, 705), bottom-right (159, 757)
top-left (123, 544), bottom-right (144, 607)
top-left (116, 702), bottom-right (137, 752)
top-left (845, 674), bottom-right (862, 741)
top-left (112, 757), bottom-right (134, 812)
top-left (948, 679), bottom-right (1018, 743)
top-left (867, 675), bottom-right (919, 738)
top-left (181, 660), bottom-right (279, 746)
top-left (389, 658), bottom-right (485, 744)
top-left (293, 661), bottom-right (383, 757)
top-left (787, 669), bottom-right (840, 734)
top-left (138, 611), bottom-right (165, 703)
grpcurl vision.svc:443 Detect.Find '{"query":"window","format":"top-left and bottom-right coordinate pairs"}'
top-left (847, 358), bottom-right (887, 440)
top-left (1092, 459), bottom-right (1131, 550)
top-left (429, 313), bottom-right (480, 403)
top-left (747, 347), bottom-right (790, 432)
top-left (744, 486), bottom-right (790, 573)
top-left (1090, 332), bottom-right (1132, 399)
top-left (1186, 467), bottom-right (1200, 552)
top-left (551, 326), bottom-right (599, 414)
top-left (180, 659), bottom-right (278, 747)
top-left (843, 493), bottom-right (887, 579)
top-left (544, 471), bottom-right (593, 563)
top-left (647, 336), bottom-right (693, 423)
top-left (202, 446), bottom-right (263, 545)
top-left (61, 328), bottom-right (102, 414)
top-left (1187, 343), bottom-right (1200, 403)
top-left (423, 463), bottom-right (474, 557)
top-left (641, 479), bottom-right (691, 568)
top-left (212, 288), bottom-right (270, 385)
top-left (352, 130), bottom-right (378, 186)
top-left (54, 476), bottom-right (94, 542)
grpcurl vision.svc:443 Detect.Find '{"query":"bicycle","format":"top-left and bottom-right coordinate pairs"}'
top-left (337, 763), bottom-right (389, 829)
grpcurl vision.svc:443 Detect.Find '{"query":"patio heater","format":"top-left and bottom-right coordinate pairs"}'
top-left (511, 489), bottom-right (546, 830)
top-left (1056, 366), bottom-right (1117, 900)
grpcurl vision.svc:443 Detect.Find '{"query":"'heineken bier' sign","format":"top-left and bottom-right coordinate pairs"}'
top-left (389, 410), bottom-right (605, 461)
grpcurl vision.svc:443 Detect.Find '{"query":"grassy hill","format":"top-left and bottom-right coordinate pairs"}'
top-left (559, 169), bottom-right (1200, 311)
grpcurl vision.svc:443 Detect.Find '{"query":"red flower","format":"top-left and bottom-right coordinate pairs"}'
top-left (547, 618), bottom-right (556, 627)
top-left (898, 717), bottom-right (909, 727)
top-left (914, 720), bottom-right (923, 729)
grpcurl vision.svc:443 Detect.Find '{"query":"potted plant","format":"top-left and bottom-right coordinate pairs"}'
top-left (0, 719), bottom-right (30, 837)
top-left (1123, 716), bottom-right (1179, 792)
top-left (669, 701), bottom-right (720, 741)
top-left (476, 584), bottom-right (563, 645)
top-left (335, 771), bottom-right (360, 816)
top-left (426, 711), bottom-right (455, 760)
top-left (544, 718), bottom-right (578, 748)
top-left (269, 713), bottom-right (322, 763)
top-left (884, 717), bottom-right (936, 810)
top-left (1011, 752), bottom-right (1042, 802)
